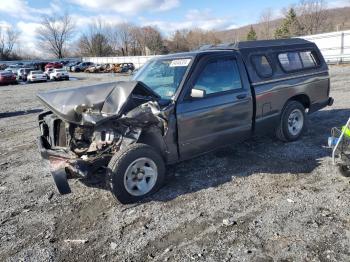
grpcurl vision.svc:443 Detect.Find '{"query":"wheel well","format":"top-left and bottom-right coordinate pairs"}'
top-left (289, 94), bottom-right (310, 109)
top-left (137, 127), bottom-right (166, 158)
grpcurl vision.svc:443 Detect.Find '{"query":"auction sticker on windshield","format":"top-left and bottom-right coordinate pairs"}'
top-left (169, 59), bottom-right (191, 67)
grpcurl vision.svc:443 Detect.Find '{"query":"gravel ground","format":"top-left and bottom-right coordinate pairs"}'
top-left (0, 68), bottom-right (349, 262)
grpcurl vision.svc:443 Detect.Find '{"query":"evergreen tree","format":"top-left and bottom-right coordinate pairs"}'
top-left (246, 26), bottom-right (257, 41)
top-left (274, 8), bottom-right (301, 39)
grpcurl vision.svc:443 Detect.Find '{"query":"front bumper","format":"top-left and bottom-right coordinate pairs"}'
top-left (57, 75), bottom-right (69, 80)
top-left (38, 135), bottom-right (110, 194)
top-left (31, 78), bottom-right (47, 82)
top-left (38, 136), bottom-right (72, 194)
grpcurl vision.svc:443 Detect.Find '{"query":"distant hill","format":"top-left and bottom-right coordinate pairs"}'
top-left (217, 6), bottom-right (350, 42)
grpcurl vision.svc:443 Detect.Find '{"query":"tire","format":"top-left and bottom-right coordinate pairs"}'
top-left (276, 100), bottom-right (306, 142)
top-left (338, 164), bottom-right (350, 177)
top-left (107, 143), bottom-right (165, 204)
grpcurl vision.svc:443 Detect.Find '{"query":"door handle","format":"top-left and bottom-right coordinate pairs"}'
top-left (236, 94), bottom-right (247, 99)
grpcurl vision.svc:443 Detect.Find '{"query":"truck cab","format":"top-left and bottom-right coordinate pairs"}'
top-left (37, 39), bottom-right (333, 203)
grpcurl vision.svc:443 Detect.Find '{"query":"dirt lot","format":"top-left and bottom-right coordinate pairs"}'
top-left (0, 68), bottom-right (349, 262)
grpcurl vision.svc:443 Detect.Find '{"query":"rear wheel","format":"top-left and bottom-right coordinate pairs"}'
top-left (276, 101), bottom-right (306, 142)
top-left (107, 143), bottom-right (165, 204)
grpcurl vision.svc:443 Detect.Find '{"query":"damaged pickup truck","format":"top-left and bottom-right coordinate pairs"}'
top-left (37, 39), bottom-right (333, 203)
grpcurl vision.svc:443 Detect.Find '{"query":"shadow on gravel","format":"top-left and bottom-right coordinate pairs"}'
top-left (80, 108), bottom-right (350, 203)
top-left (0, 109), bottom-right (43, 119)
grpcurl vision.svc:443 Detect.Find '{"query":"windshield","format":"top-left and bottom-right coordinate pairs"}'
top-left (133, 57), bottom-right (191, 99)
top-left (32, 71), bottom-right (43, 74)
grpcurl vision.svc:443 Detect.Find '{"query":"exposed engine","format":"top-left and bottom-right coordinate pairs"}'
top-left (39, 101), bottom-right (164, 161)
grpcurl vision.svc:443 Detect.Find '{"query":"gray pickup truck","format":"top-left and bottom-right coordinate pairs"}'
top-left (37, 39), bottom-right (333, 203)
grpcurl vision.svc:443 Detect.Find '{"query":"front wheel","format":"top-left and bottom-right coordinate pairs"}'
top-left (276, 101), bottom-right (306, 142)
top-left (107, 143), bottom-right (165, 204)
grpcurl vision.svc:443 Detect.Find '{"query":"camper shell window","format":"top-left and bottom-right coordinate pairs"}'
top-left (251, 55), bottom-right (273, 78)
top-left (278, 50), bottom-right (320, 72)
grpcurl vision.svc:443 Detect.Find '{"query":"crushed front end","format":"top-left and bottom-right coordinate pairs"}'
top-left (37, 81), bottom-right (166, 194)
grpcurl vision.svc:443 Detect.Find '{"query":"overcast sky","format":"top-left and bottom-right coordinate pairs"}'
top-left (0, 0), bottom-right (349, 56)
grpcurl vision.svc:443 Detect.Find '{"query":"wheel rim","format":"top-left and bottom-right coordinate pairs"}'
top-left (124, 157), bottom-right (158, 196)
top-left (288, 109), bottom-right (304, 136)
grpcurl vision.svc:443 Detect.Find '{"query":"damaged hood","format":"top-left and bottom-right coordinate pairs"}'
top-left (37, 81), bottom-right (160, 125)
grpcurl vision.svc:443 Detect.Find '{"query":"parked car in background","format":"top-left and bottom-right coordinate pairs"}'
top-left (71, 62), bottom-right (94, 72)
top-left (120, 63), bottom-right (135, 73)
top-left (66, 61), bottom-right (81, 72)
top-left (8, 63), bottom-right (24, 68)
top-left (27, 70), bottom-right (47, 83)
top-left (84, 64), bottom-right (106, 73)
top-left (5, 65), bottom-right (21, 74)
top-left (49, 69), bottom-right (69, 81)
top-left (0, 71), bottom-right (17, 85)
top-left (4, 68), bottom-right (18, 76)
top-left (25, 62), bottom-right (36, 69)
top-left (17, 68), bottom-right (35, 81)
top-left (45, 62), bottom-right (63, 70)
top-left (38, 63), bottom-right (47, 70)
top-left (44, 68), bottom-right (54, 79)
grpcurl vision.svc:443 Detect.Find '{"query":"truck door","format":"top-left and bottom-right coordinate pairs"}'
top-left (176, 53), bottom-right (253, 160)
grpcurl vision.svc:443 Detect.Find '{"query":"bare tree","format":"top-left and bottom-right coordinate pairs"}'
top-left (296, 0), bottom-right (328, 35)
top-left (109, 25), bottom-right (121, 55)
top-left (141, 26), bottom-right (163, 55)
top-left (259, 8), bottom-right (273, 39)
top-left (104, 23), bottom-right (164, 56)
top-left (168, 30), bottom-right (190, 52)
top-left (0, 27), bottom-right (19, 60)
top-left (127, 26), bottom-right (164, 55)
top-left (115, 23), bottom-right (134, 56)
top-left (166, 29), bottom-right (221, 53)
top-left (186, 28), bottom-right (221, 50)
top-left (77, 19), bottom-right (113, 56)
top-left (129, 26), bottom-right (144, 56)
top-left (36, 13), bottom-right (75, 58)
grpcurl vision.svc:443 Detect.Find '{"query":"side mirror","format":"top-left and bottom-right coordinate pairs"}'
top-left (190, 88), bottom-right (206, 99)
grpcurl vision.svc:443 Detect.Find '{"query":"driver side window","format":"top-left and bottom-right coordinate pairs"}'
top-left (193, 58), bottom-right (242, 95)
